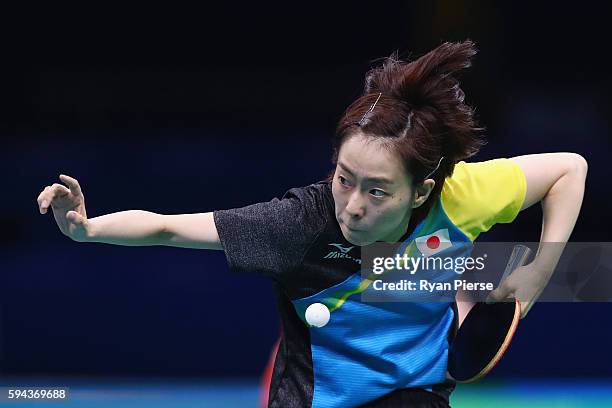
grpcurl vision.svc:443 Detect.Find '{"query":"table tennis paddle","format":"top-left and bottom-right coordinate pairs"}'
top-left (448, 244), bottom-right (532, 383)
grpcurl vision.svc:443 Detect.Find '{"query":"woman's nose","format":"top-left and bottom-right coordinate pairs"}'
top-left (345, 192), bottom-right (365, 218)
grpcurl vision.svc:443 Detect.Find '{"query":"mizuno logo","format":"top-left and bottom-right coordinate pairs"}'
top-left (328, 243), bottom-right (355, 254)
top-left (324, 243), bottom-right (361, 264)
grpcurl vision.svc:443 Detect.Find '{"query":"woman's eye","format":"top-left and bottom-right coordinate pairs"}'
top-left (371, 189), bottom-right (387, 198)
top-left (338, 176), bottom-right (350, 186)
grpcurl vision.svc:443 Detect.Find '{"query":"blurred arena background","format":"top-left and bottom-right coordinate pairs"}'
top-left (1, 2), bottom-right (611, 406)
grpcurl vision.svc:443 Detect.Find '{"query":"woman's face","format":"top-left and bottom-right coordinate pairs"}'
top-left (331, 132), bottom-right (416, 246)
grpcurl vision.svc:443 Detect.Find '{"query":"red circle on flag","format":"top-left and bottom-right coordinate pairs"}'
top-left (426, 235), bottom-right (440, 249)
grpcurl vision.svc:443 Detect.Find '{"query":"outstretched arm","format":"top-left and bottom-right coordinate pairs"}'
top-left (87, 210), bottom-right (222, 250)
top-left (37, 174), bottom-right (222, 250)
top-left (487, 152), bottom-right (588, 317)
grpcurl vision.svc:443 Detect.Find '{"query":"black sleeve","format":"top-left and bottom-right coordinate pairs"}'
top-left (212, 183), bottom-right (329, 280)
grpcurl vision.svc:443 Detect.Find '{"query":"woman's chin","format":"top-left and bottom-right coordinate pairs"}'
top-left (344, 237), bottom-right (362, 246)
top-left (342, 227), bottom-right (372, 246)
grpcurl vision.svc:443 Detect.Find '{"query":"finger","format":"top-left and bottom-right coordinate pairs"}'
top-left (519, 300), bottom-right (532, 319)
top-left (38, 184), bottom-right (71, 214)
top-left (51, 183), bottom-right (71, 198)
top-left (486, 284), bottom-right (512, 303)
top-left (37, 186), bottom-right (52, 214)
top-left (59, 174), bottom-right (82, 197)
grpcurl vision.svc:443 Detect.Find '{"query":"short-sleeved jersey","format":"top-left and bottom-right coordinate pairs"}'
top-left (213, 158), bottom-right (526, 408)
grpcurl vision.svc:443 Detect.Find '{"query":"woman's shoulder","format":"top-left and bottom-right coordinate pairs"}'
top-left (282, 179), bottom-right (334, 215)
top-left (440, 158), bottom-right (527, 240)
top-left (441, 158), bottom-right (525, 200)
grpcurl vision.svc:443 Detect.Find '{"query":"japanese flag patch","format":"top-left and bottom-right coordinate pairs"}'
top-left (415, 228), bottom-right (452, 257)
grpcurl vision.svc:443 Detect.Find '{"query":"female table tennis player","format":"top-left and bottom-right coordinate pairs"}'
top-left (37, 40), bottom-right (587, 407)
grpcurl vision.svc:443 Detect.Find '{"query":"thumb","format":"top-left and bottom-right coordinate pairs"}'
top-left (66, 211), bottom-right (86, 225)
top-left (486, 283), bottom-right (512, 304)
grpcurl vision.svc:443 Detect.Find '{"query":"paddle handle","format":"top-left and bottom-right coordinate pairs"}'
top-left (499, 244), bottom-right (532, 285)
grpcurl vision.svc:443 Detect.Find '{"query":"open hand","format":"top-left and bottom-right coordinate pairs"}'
top-left (37, 174), bottom-right (91, 242)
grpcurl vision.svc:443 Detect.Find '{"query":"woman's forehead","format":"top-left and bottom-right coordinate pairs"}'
top-left (337, 134), bottom-right (411, 185)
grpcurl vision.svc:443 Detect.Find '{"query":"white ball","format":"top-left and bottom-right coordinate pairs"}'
top-left (305, 303), bottom-right (330, 328)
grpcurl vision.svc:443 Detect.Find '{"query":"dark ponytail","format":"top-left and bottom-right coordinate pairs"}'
top-left (330, 40), bottom-right (486, 223)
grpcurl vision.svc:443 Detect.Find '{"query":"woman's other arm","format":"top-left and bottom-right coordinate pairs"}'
top-left (487, 152), bottom-right (588, 316)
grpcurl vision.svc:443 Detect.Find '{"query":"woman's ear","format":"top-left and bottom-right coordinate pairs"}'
top-left (412, 179), bottom-right (436, 209)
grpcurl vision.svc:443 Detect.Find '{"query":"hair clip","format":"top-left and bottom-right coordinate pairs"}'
top-left (405, 111), bottom-right (414, 130)
top-left (358, 92), bottom-right (382, 126)
top-left (424, 156), bottom-right (445, 180)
